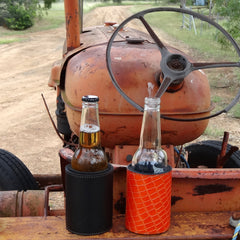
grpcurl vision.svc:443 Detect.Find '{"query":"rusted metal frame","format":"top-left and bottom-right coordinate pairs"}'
top-left (1, 166), bottom-right (239, 217)
top-left (217, 131), bottom-right (239, 168)
top-left (219, 131), bottom-right (230, 165)
top-left (109, 146), bottom-right (240, 214)
top-left (34, 174), bottom-right (62, 189)
top-left (44, 185), bottom-right (64, 217)
top-left (0, 212), bottom-right (235, 239)
top-left (35, 147), bottom-right (240, 218)
top-left (111, 166), bottom-right (240, 214)
top-left (173, 168), bottom-right (240, 179)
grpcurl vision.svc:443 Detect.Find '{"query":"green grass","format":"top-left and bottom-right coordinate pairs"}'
top-left (28, 2), bottom-right (66, 32)
top-left (128, 5), bottom-right (239, 62)
top-left (212, 95), bottom-right (222, 103)
top-left (0, 38), bottom-right (24, 44)
top-left (230, 103), bottom-right (240, 119)
top-left (203, 126), bottom-right (225, 138)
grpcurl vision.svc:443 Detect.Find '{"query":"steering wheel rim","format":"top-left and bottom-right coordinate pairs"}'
top-left (106, 7), bottom-right (240, 121)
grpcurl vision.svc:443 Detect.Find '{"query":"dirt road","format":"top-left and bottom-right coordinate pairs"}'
top-left (0, 6), bottom-right (239, 175)
top-left (0, 6), bottom-right (136, 175)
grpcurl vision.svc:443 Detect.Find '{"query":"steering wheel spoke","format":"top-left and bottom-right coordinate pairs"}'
top-left (138, 15), bottom-right (167, 53)
top-left (191, 61), bottom-right (240, 71)
top-left (155, 76), bottom-right (174, 98)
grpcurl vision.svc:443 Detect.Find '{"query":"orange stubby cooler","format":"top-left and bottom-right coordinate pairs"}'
top-left (125, 165), bottom-right (172, 234)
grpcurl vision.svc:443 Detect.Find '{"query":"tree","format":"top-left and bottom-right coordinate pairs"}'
top-left (214, 0), bottom-right (240, 45)
top-left (0, 0), bottom-right (41, 30)
top-left (43, 0), bottom-right (56, 9)
top-left (0, 0), bottom-right (55, 30)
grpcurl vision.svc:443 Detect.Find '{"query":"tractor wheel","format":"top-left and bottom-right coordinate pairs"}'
top-left (185, 140), bottom-right (240, 168)
top-left (0, 149), bottom-right (39, 190)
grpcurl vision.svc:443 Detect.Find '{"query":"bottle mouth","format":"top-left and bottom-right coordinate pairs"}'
top-left (145, 97), bottom-right (160, 104)
top-left (144, 97), bottom-right (160, 110)
top-left (82, 95), bottom-right (99, 102)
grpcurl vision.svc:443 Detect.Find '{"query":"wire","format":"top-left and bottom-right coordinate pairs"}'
top-left (174, 147), bottom-right (190, 168)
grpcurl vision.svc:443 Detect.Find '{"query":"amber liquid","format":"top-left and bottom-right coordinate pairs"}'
top-left (71, 126), bottom-right (108, 172)
top-left (79, 129), bottom-right (100, 148)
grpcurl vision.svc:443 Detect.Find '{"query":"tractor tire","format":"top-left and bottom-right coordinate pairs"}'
top-left (185, 140), bottom-right (240, 168)
top-left (0, 149), bottom-right (39, 190)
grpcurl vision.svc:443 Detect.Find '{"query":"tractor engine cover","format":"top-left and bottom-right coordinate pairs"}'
top-left (59, 25), bottom-right (211, 148)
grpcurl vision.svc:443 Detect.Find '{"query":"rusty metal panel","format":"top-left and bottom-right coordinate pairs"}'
top-left (172, 177), bottom-right (240, 212)
top-left (0, 212), bottom-right (234, 239)
top-left (112, 167), bottom-right (240, 214)
top-left (171, 169), bottom-right (240, 212)
top-left (0, 191), bottom-right (45, 217)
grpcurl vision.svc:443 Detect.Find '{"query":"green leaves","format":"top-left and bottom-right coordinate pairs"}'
top-left (214, 0), bottom-right (240, 46)
top-left (5, 2), bottom-right (34, 30)
top-left (0, 0), bottom-right (43, 30)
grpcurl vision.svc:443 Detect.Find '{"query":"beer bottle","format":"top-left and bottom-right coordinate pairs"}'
top-left (71, 95), bottom-right (108, 172)
top-left (132, 97), bottom-right (167, 174)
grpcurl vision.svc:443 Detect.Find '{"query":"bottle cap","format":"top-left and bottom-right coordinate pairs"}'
top-left (82, 95), bottom-right (99, 102)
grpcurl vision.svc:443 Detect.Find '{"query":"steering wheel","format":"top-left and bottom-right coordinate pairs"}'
top-left (106, 7), bottom-right (240, 121)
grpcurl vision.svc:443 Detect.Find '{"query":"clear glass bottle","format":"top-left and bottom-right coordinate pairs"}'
top-left (71, 95), bottom-right (108, 172)
top-left (132, 97), bottom-right (167, 174)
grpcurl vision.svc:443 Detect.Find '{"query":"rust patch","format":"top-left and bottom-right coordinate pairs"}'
top-left (193, 184), bottom-right (233, 196)
top-left (171, 196), bottom-right (183, 206)
top-left (114, 192), bottom-right (126, 214)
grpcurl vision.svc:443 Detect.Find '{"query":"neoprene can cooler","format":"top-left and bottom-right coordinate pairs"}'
top-left (65, 95), bottom-right (113, 235)
top-left (125, 97), bottom-right (172, 234)
top-left (65, 164), bottom-right (113, 235)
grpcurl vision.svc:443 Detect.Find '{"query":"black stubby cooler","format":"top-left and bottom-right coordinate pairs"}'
top-left (65, 163), bottom-right (113, 235)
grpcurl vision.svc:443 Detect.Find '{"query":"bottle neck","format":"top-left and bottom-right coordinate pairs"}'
top-left (139, 98), bottom-right (161, 149)
top-left (81, 101), bottom-right (100, 127)
top-left (79, 101), bottom-right (101, 147)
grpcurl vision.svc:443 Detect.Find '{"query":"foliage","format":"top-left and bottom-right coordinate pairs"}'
top-left (44, 0), bottom-right (56, 9)
top-left (214, 0), bottom-right (240, 46)
top-left (167, 0), bottom-right (192, 5)
top-left (0, 0), bottom-right (41, 30)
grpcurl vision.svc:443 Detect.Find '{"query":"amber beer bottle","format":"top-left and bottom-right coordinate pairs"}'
top-left (131, 97), bottom-right (168, 173)
top-left (71, 95), bottom-right (108, 172)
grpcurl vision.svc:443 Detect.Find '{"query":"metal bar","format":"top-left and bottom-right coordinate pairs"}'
top-left (64, 0), bottom-right (80, 51)
top-left (44, 185), bottom-right (64, 217)
top-left (217, 132), bottom-right (229, 168)
top-left (34, 174), bottom-right (62, 189)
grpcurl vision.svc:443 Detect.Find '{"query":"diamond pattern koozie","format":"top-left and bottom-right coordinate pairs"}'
top-left (125, 166), bottom-right (172, 234)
